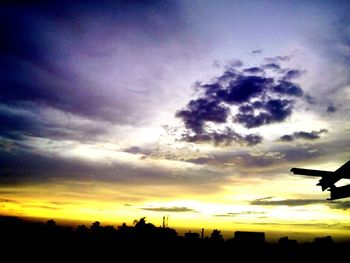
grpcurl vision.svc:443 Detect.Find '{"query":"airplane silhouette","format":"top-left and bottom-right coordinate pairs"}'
top-left (290, 160), bottom-right (350, 200)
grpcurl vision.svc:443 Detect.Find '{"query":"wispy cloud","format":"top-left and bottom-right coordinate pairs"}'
top-left (250, 197), bottom-right (325, 206)
top-left (21, 205), bottom-right (61, 211)
top-left (214, 211), bottom-right (265, 217)
top-left (140, 206), bottom-right (196, 213)
top-left (0, 198), bottom-right (18, 203)
top-left (252, 49), bottom-right (263, 54)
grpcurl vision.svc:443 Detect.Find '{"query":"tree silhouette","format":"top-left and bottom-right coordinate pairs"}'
top-left (210, 229), bottom-right (224, 242)
top-left (91, 221), bottom-right (101, 230)
top-left (133, 217), bottom-right (146, 228)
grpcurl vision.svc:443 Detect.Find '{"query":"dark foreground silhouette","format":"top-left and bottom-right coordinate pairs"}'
top-left (1, 216), bottom-right (349, 262)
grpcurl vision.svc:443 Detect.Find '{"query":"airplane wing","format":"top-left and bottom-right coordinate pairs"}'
top-left (290, 168), bottom-right (339, 191)
top-left (290, 168), bottom-right (333, 177)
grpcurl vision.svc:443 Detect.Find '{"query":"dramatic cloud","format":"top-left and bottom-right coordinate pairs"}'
top-left (0, 0), bottom-right (186, 144)
top-left (280, 129), bottom-right (328, 142)
top-left (140, 206), bottom-right (196, 213)
top-left (216, 75), bottom-right (272, 104)
top-left (176, 98), bottom-right (229, 134)
top-left (176, 61), bottom-right (306, 146)
top-left (0, 0), bottom-right (349, 238)
top-left (233, 99), bottom-right (293, 128)
top-left (273, 81), bottom-right (303, 96)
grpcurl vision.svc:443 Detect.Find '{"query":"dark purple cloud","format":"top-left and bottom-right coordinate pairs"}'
top-left (233, 99), bottom-right (293, 128)
top-left (176, 59), bottom-right (306, 146)
top-left (217, 76), bottom-right (273, 104)
top-left (327, 104), bottom-right (337, 113)
top-left (273, 81), bottom-right (303, 97)
top-left (280, 129), bottom-right (328, 142)
top-left (176, 99), bottom-right (229, 134)
top-left (294, 129), bottom-right (328, 140)
top-left (243, 67), bottom-right (265, 74)
top-left (280, 135), bottom-right (294, 142)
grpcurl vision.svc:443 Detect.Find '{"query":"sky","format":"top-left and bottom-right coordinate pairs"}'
top-left (1, 0), bottom-right (350, 241)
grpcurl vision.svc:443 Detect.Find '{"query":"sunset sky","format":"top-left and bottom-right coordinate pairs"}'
top-left (1, 0), bottom-right (350, 241)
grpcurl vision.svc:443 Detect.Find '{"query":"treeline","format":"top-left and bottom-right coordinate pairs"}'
top-left (0, 215), bottom-right (349, 261)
